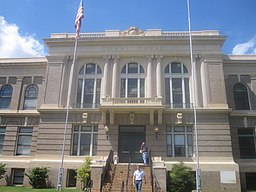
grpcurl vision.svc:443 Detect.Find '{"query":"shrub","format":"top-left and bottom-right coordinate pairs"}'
top-left (25, 167), bottom-right (49, 189)
top-left (167, 162), bottom-right (195, 192)
top-left (0, 163), bottom-right (6, 179)
top-left (76, 157), bottom-right (92, 191)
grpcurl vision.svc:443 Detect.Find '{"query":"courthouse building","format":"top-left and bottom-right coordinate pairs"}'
top-left (0, 27), bottom-right (256, 192)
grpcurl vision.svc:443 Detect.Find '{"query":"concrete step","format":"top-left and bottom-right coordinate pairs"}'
top-left (102, 164), bottom-right (153, 192)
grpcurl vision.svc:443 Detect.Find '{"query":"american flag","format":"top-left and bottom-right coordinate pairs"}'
top-left (74, 0), bottom-right (84, 38)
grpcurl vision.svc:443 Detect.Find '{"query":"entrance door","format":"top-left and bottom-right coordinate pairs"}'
top-left (118, 126), bottom-right (145, 163)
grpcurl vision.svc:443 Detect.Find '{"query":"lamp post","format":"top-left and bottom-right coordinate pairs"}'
top-left (154, 127), bottom-right (159, 139)
top-left (104, 125), bottom-right (110, 139)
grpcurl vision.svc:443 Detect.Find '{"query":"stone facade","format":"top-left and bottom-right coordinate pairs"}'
top-left (0, 28), bottom-right (256, 191)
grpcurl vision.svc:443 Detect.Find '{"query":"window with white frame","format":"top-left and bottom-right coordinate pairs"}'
top-left (72, 125), bottom-right (98, 156)
top-left (233, 83), bottom-right (250, 110)
top-left (166, 126), bottom-right (193, 157)
top-left (16, 127), bottom-right (33, 156)
top-left (77, 64), bottom-right (102, 108)
top-left (23, 84), bottom-right (38, 110)
top-left (0, 127), bottom-right (6, 154)
top-left (0, 85), bottom-right (13, 109)
top-left (165, 62), bottom-right (190, 108)
top-left (120, 63), bottom-right (145, 98)
top-left (238, 128), bottom-right (256, 159)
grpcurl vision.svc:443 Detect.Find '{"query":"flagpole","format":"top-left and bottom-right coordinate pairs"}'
top-left (57, 0), bottom-right (84, 190)
top-left (186, 0), bottom-right (201, 191)
top-left (57, 38), bottom-right (78, 191)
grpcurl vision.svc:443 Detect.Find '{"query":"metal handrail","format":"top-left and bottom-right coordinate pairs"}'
top-left (100, 149), bottom-right (114, 191)
top-left (126, 156), bottom-right (131, 191)
top-left (149, 150), bottom-right (154, 191)
top-left (120, 156), bottom-right (130, 192)
top-left (149, 150), bottom-right (162, 192)
top-left (121, 180), bottom-right (124, 192)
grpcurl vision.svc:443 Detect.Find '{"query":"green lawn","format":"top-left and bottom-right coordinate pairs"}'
top-left (0, 186), bottom-right (83, 192)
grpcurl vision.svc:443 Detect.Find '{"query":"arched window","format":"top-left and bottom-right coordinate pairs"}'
top-left (120, 63), bottom-right (145, 98)
top-left (0, 85), bottom-right (13, 109)
top-left (233, 83), bottom-right (250, 110)
top-left (77, 63), bottom-right (102, 108)
top-left (164, 62), bottom-right (190, 108)
top-left (23, 84), bottom-right (38, 110)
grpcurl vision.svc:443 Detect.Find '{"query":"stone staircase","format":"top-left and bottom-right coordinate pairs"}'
top-left (102, 164), bottom-right (153, 192)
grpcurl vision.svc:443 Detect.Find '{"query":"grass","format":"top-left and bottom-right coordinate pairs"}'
top-left (0, 186), bottom-right (83, 192)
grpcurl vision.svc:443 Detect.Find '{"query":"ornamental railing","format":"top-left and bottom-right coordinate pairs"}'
top-left (51, 30), bottom-right (219, 39)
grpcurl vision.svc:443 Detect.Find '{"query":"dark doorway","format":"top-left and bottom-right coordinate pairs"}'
top-left (118, 126), bottom-right (145, 163)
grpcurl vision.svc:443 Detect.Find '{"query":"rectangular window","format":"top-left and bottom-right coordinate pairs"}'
top-left (16, 127), bottom-right (33, 156)
top-left (172, 78), bottom-right (182, 108)
top-left (140, 79), bottom-right (145, 98)
top-left (95, 79), bottom-right (101, 107)
top-left (76, 79), bottom-right (83, 108)
top-left (121, 79), bottom-right (126, 98)
top-left (72, 125), bottom-right (98, 156)
top-left (184, 78), bottom-right (190, 108)
top-left (165, 78), bottom-right (170, 105)
top-left (128, 79), bottom-right (137, 97)
top-left (0, 127), bottom-right (6, 154)
top-left (67, 169), bottom-right (77, 187)
top-left (13, 168), bottom-right (25, 185)
top-left (166, 126), bottom-right (193, 157)
top-left (238, 128), bottom-right (256, 159)
top-left (246, 172), bottom-right (256, 190)
top-left (84, 79), bottom-right (94, 108)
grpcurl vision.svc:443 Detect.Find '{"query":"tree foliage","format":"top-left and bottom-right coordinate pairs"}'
top-left (0, 163), bottom-right (6, 179)
top-left (167, 162), bottom-right (195, 192)
top-left (76, 157), bottom-right (92, 191)
top-left (25, 167), bottom-right (49, 189)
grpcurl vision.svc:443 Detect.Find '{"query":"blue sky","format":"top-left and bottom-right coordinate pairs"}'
top-left (0, 0), bottom-right (255, 57)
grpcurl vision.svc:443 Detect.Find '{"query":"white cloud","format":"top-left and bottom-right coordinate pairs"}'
top-left (232, 35), bottom-right (256, 55)
top-left (0, 16), bottom-right (44, 58)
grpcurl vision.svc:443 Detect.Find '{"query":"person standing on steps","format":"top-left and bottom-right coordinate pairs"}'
top-left (140, 141), bottom-right (148, 165)
top-left (133, 165), bottom-right (146, 192)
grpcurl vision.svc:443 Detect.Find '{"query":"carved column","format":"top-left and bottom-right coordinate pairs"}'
top-left (102, 56), bottom-right (111, 98)
top-left (149, 110), bottom-right (154, 125)
top-left (102, 111), bottom-right (107, 125)
top-left (111, 56), bottom-right (119, 98)
top-left (158, 109), bottom-right (163, 125)
top-left (147, 56), bottom-right (153, 98)
top-left (110, 110), bottom-right (114, 125)
top-left (11, 77), bottom-right (23, 110)
top-left (156, 55), bottom-right (163, 98)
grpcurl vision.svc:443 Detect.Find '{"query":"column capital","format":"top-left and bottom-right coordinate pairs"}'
top-left (146, 55), bottom-right (154, 60)
top-left (103, 55), bottom-right (111, 61)
top-left (156, 55), bottom-right (163, 62)
top-left (112, 55), bottom-right (120, 63)
top-left (112, 55), bottom-right (120, 59)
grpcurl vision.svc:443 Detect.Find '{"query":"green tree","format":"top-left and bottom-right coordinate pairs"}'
top-left (25, 167), bottom-right (49, 189)
top-left (167, 162), bottom-right (195, 192)
top-left (0, 163), bottom-right (6, 179)
top-left (76, 157), bottom-right (92, 191)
